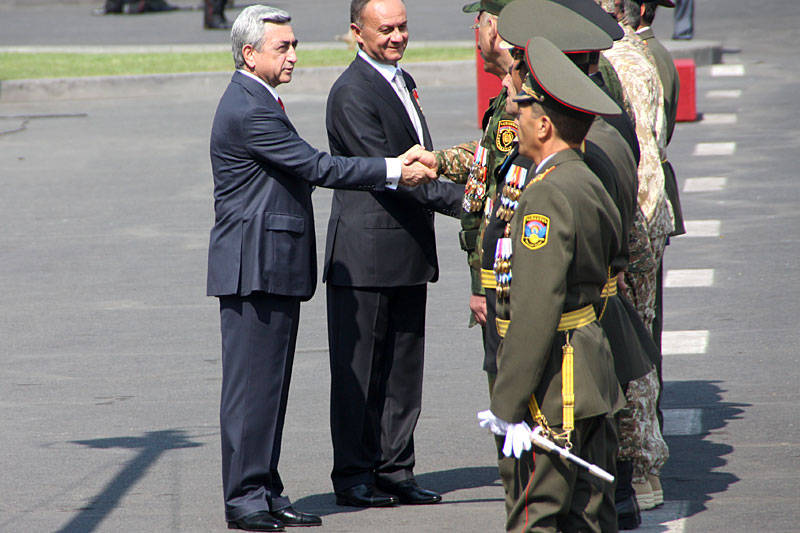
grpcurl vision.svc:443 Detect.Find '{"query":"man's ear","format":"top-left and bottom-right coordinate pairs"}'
top-left (242, 44), bottom-right (256, 70)
top-left (350, 23), bottom-right (364, 49)
top-left (538, 113), bottom-right (553, 142)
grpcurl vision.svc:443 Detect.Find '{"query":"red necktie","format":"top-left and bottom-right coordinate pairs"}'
top-left (278, 97), bottom-right (285, 111)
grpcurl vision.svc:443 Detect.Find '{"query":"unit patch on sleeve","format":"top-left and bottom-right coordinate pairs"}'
top-left (521, 214), bottom-right (550, 250)
top-left (496, 120), bottom-right (518, 152)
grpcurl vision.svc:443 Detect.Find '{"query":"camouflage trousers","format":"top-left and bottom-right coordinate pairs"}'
top-left (617, 368), bottom-right (669, 482)
top-left (623, 200), bottom-right (671, 332)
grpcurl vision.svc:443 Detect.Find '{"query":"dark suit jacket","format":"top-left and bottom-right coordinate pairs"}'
top-left (207, 71), bottom-right (389, 300)
top-left (323, 55), bottom-right (464, 287)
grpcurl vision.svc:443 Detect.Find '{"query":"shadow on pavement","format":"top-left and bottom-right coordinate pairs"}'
top-left (660, 379), bottom-right (745, 520)
top-left (55, 429), bottom-right (203, 533)
top-left (291, 465), bottom-right (502, 516)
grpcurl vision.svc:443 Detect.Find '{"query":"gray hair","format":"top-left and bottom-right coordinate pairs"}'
top-left (231, 5), bottom-right (291, 69)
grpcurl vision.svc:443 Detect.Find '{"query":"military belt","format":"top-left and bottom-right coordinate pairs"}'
top-left (601, 277), bottom-right (618, 298)
top-left (521, 304), bottom-right (598, 448)
top-left (495, 304), bottom-right (596, 339)
top-left (481, 268), bottom-right (497, 290)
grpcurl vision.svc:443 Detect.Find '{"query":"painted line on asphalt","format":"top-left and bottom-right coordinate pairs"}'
top-left (707, 89), bottom-right (742, 99)
top-left (684, 220), bottom-right (721, 238)
top-left (662, 409), bottom-right (704, 436)
top-left (711, 64), bottom-right (745, 77)
top-left (684, 177), bottom-right (727, 192)
top-left (694, 142), bottom-right (736, 156)
top-left (701, 113), bottom-right (738, 125)
top-left (665, 269), bottom-right (714, 288)
top-left (662, 330), bottom-right (709, 355)
top-left (640, 501), bottom-right (691, 532)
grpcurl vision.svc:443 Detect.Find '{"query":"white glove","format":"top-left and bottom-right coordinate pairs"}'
top-left (502, 421), bottom-right (533, 458)
top-left (477, 410), bottom-right (509, 436)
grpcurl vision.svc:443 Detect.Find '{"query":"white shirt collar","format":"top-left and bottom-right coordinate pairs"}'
top-left (535, 152), bottom-right (558, 174)
top-left (357, 49), bottom-right (401, 84)
top-left (238, 69), bottom-right (281, 103)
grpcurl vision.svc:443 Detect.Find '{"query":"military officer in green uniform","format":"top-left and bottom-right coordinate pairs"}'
top-left (478, 38), bottom-right (625, 532)
top-left (434, 0), bottom-right (517, 388)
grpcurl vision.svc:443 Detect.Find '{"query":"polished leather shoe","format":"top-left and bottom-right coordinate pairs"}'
top-left (270, 506), bottom-right (321, 527)
top-left (376, 479), bottom-right (442, 505)
top-left (616, 494), bottom-right (642, 530)
top-left (335, 483), bottom-right (398, 507)
top-left (228, 511), bottom-right (285, 532)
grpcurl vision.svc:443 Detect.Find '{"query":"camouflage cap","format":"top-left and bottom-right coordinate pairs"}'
top-left (513, 36), bottom-right (621, 116)
top-left (552, 0), bottom-right (624, 40)
top-left (498, 0), bottom-right (613, 53)
top-left (462, 0), bottom-right (512, 15)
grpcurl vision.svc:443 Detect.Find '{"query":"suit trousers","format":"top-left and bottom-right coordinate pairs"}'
top-left (326, 283), bottom-right (426, 492)
top-left (219, 292), bottom-right (299, 520)
top-left (499, 416), bottom-right (616, 533)
top-left (672, 0), bottom-right (694, 39)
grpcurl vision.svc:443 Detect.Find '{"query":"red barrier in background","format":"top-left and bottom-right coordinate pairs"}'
top-left (674, 58), bottom-right (697, 122)
top-left (475, 35), bottom-right (503, 128)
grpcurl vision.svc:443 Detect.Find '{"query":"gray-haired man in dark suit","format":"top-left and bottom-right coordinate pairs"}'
top-left (207, 5), bottom-right (436, 531)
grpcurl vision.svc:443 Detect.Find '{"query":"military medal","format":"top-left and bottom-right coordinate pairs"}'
top-left (462, 145), bottom-right (489, 212)
top-left (497, 163), bottom-right (527, 222)
top-left (494, 225), bottom-right (513, 301)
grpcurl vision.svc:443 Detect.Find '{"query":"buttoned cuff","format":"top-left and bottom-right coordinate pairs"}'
top-left (384, 158), bottom-right (400, 189)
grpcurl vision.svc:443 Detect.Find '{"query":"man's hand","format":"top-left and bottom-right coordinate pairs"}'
top-left (502, 421), bottom-right (533, 459)
top-left (469, 294), bottom-right (487, 326)
top-left (399, 160), bottom-right (437, 187)
top-left (401, 144), bottom-right (438, 170)
top-left (477, 410), bottom-right (509, 436)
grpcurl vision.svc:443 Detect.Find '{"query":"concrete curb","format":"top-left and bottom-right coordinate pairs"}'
top-left (0, 61), bottom-right (476, 103)
top-left (0, 39), bottom-right (721, 103)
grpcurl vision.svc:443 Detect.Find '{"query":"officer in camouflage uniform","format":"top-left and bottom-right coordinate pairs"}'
top-left (434, 0), bottom-right (517, 389)
top-left (479, 40), bottom-right (625, 532)
top-left (597, 0), bottom-right (670, 512)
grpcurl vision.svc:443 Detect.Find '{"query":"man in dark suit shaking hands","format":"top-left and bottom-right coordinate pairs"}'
top-left (323, 0), bottom-right (464, 509)
top-left (208, 5), bottom-right (437, 531)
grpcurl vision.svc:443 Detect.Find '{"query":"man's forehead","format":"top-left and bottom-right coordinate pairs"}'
top-left (365, 0), bottom-right (407, 24)
top-left (264, 22), bottom-right (295, 41)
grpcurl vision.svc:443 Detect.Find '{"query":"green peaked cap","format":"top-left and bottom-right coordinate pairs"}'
top-left (462, 0), bottom-right (513, 15)
top-left (513, 36), bottom-right (621, 116)
top-left (551, 0), bottom-right (623, 41)
top-left (498, 0), bottom-right (613, 52)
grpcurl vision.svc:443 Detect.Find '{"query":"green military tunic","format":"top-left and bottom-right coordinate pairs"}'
top-left (492, 148), bottom-right (624, 426)
top-left (436, 89), bottom-right (518, 296)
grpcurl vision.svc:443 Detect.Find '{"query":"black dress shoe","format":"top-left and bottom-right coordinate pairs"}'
top-left (335, 483), bottom-right (398, 507)
top-left (270, 506), bottom-right (321, 527)
top-left (376, 479), bottom-right (442, 505)
top-left (228, 511), bottom-right (285, 532)
top-left (616, 494), bottom-right (642, 530)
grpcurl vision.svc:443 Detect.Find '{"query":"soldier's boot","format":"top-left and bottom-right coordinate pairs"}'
top-left (204, 0), bottom-right (230, 29)
top-left (615, 460), bottom-right (641, 530)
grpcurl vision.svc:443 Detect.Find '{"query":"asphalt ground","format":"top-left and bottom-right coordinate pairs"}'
top-left (2, 0), bottom-right (800, 532)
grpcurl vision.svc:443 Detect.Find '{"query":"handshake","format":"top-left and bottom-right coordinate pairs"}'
top-left (398, 144), bottom-right (438, 187)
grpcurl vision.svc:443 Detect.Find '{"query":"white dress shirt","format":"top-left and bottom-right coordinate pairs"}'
top-left (357, 50), bottom-right (425, 144)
